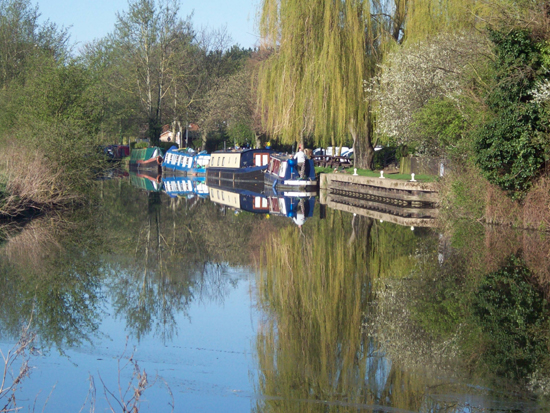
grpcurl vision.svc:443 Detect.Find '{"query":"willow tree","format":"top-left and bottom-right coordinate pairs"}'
top-left (257, 0), bottom-right (406, 169)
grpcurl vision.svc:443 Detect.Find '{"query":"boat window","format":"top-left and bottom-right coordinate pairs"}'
top-left (222, 157), bottom-right (225, 166)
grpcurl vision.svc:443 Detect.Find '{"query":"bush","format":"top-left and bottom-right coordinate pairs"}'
top-left (474, 104), bottom-right (546, 196)
top-left (472, 29), bottom-right (549, 198)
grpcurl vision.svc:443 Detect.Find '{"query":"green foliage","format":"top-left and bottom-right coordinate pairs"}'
top-left (440, 168), bottom-right (487, 221)
top-left (473, 29), bottom-right (549, 197)
top-left (227, 121), bottom-right (255, 147)
top-left (410, 97), bottom-right (467, 156)
top-left (472, 254), bottom-right (549, 379)
top-left (0, 0), bottom-right (69, 88)
top-left (133, 141), bottom-right (149, 149)
top-left (474, 104), bottom-right (546, 195)
top-left (486, 29), bottom-right (545, 110)
top-left (257, 0), bottom-right (406, 168)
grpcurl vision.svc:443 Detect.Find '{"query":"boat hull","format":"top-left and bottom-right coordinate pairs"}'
top-left (206, 165), bottom-right (267, 184)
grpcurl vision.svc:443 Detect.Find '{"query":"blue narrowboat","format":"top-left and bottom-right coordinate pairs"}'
top-left (264, 152), bottom-right (317, 191)
top-left (162, 146), bottom-right (211, 176)
top-left (206, 148), bottom-right (272, 184)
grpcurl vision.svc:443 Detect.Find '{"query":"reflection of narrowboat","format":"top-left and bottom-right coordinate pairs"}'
top-left (129, 170), bottom-right (163, 192)
top-left (207, 183), bottom-right (316, 226)
top-left (264, 152), bottom-right (317, 191)
top-left (206, 148), bottom-right (272, 183)
top-left (129, 147), bottom-right (164, 172)
top-left (267, 193), bottom-right (315, 226)
top-left (162, 175), bottom-right (208, 198)
top-left (162, 146), bottom-right (211, 176)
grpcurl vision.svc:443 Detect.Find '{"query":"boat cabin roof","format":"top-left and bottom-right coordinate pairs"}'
top-left (209, 148), bottom-right (271, 169)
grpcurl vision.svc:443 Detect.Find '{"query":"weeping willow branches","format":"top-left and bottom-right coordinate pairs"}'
top-left (257, 0), bottom-right (402, 167)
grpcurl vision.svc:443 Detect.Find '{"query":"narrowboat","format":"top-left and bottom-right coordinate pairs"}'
top-left (128, 147), bottom-right (164, 172)
top-left (206, 148), bottom-right (272, 184)
top-left (264, 152), bottom-right (317, 191)
top-left (162, 146), bottom-right (211, 176)
top-left (162, 175), bottom-right (208, 199)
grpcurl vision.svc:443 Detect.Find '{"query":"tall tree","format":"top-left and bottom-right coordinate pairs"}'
top-left (112, 0), bottom-right (182, 145)
top-left (257, 0), bottom-right (406, 168)
top-left (0, 0), bottom-right (69, 88)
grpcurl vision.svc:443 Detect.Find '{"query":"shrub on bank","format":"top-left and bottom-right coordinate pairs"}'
top-left (0, 119), bottom-right (108, 219)
top-left (0, 144), bottom-right (83, 218)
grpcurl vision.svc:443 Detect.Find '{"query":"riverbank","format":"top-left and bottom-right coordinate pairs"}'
top-left (438, 165), bottom-right (550, 232)
top-left (0, 144), bottom-right (100, 221)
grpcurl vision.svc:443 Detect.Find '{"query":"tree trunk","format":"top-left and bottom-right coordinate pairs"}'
top-left (351, 111), bottom-right (375, 170)
top-left (350, 130), bottom-right (375, 170)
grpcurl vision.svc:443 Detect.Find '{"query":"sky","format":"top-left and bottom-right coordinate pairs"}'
top-left (37, 0), bottom-right (260, 51)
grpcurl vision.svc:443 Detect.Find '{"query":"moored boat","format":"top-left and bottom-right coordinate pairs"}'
top-left (206, 148), bottom-right (272, 184)
top-left (128, 147), bottom-right (164, 172)
top-left (162, 146), bottom-right (211, 176)
top-left (264, 152), bottom-right (317, 191)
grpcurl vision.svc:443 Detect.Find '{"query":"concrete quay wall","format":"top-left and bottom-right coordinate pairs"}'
top-left (320, 173), bottom-right (439, 203)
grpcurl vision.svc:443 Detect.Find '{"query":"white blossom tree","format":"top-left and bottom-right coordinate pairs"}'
top-left (373, 32), bottom-right (490, 152)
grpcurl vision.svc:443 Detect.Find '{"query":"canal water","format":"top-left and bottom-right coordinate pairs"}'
top-left (1, 174), bottom-right (549, 412)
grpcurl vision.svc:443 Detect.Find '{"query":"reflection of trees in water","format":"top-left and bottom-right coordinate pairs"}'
top-left (0, 177), bottom-right (282, 351)
top-left (256, 210), bottom-right (442, 412)
top-left (0, 213), bottom-right (105, 351)
top-left (98, 179), bottom-right (269, 342)
top-left (472, 254), bottom-right (549, 381)
top-left (256, 211), bottom-right (546, 411)
top-left (373, 221), bottom-right (550, 399)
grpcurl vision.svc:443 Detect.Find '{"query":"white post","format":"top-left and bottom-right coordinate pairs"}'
top-left (380, 170), bottom-right (385, 179)
top-left (353, 168), bottom-right (358, 176)
top-left (410, 173), bottom-right (416, 182)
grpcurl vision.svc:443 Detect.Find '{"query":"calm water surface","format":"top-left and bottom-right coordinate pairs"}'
top-left (1, 175), bottom-right (549, 412)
